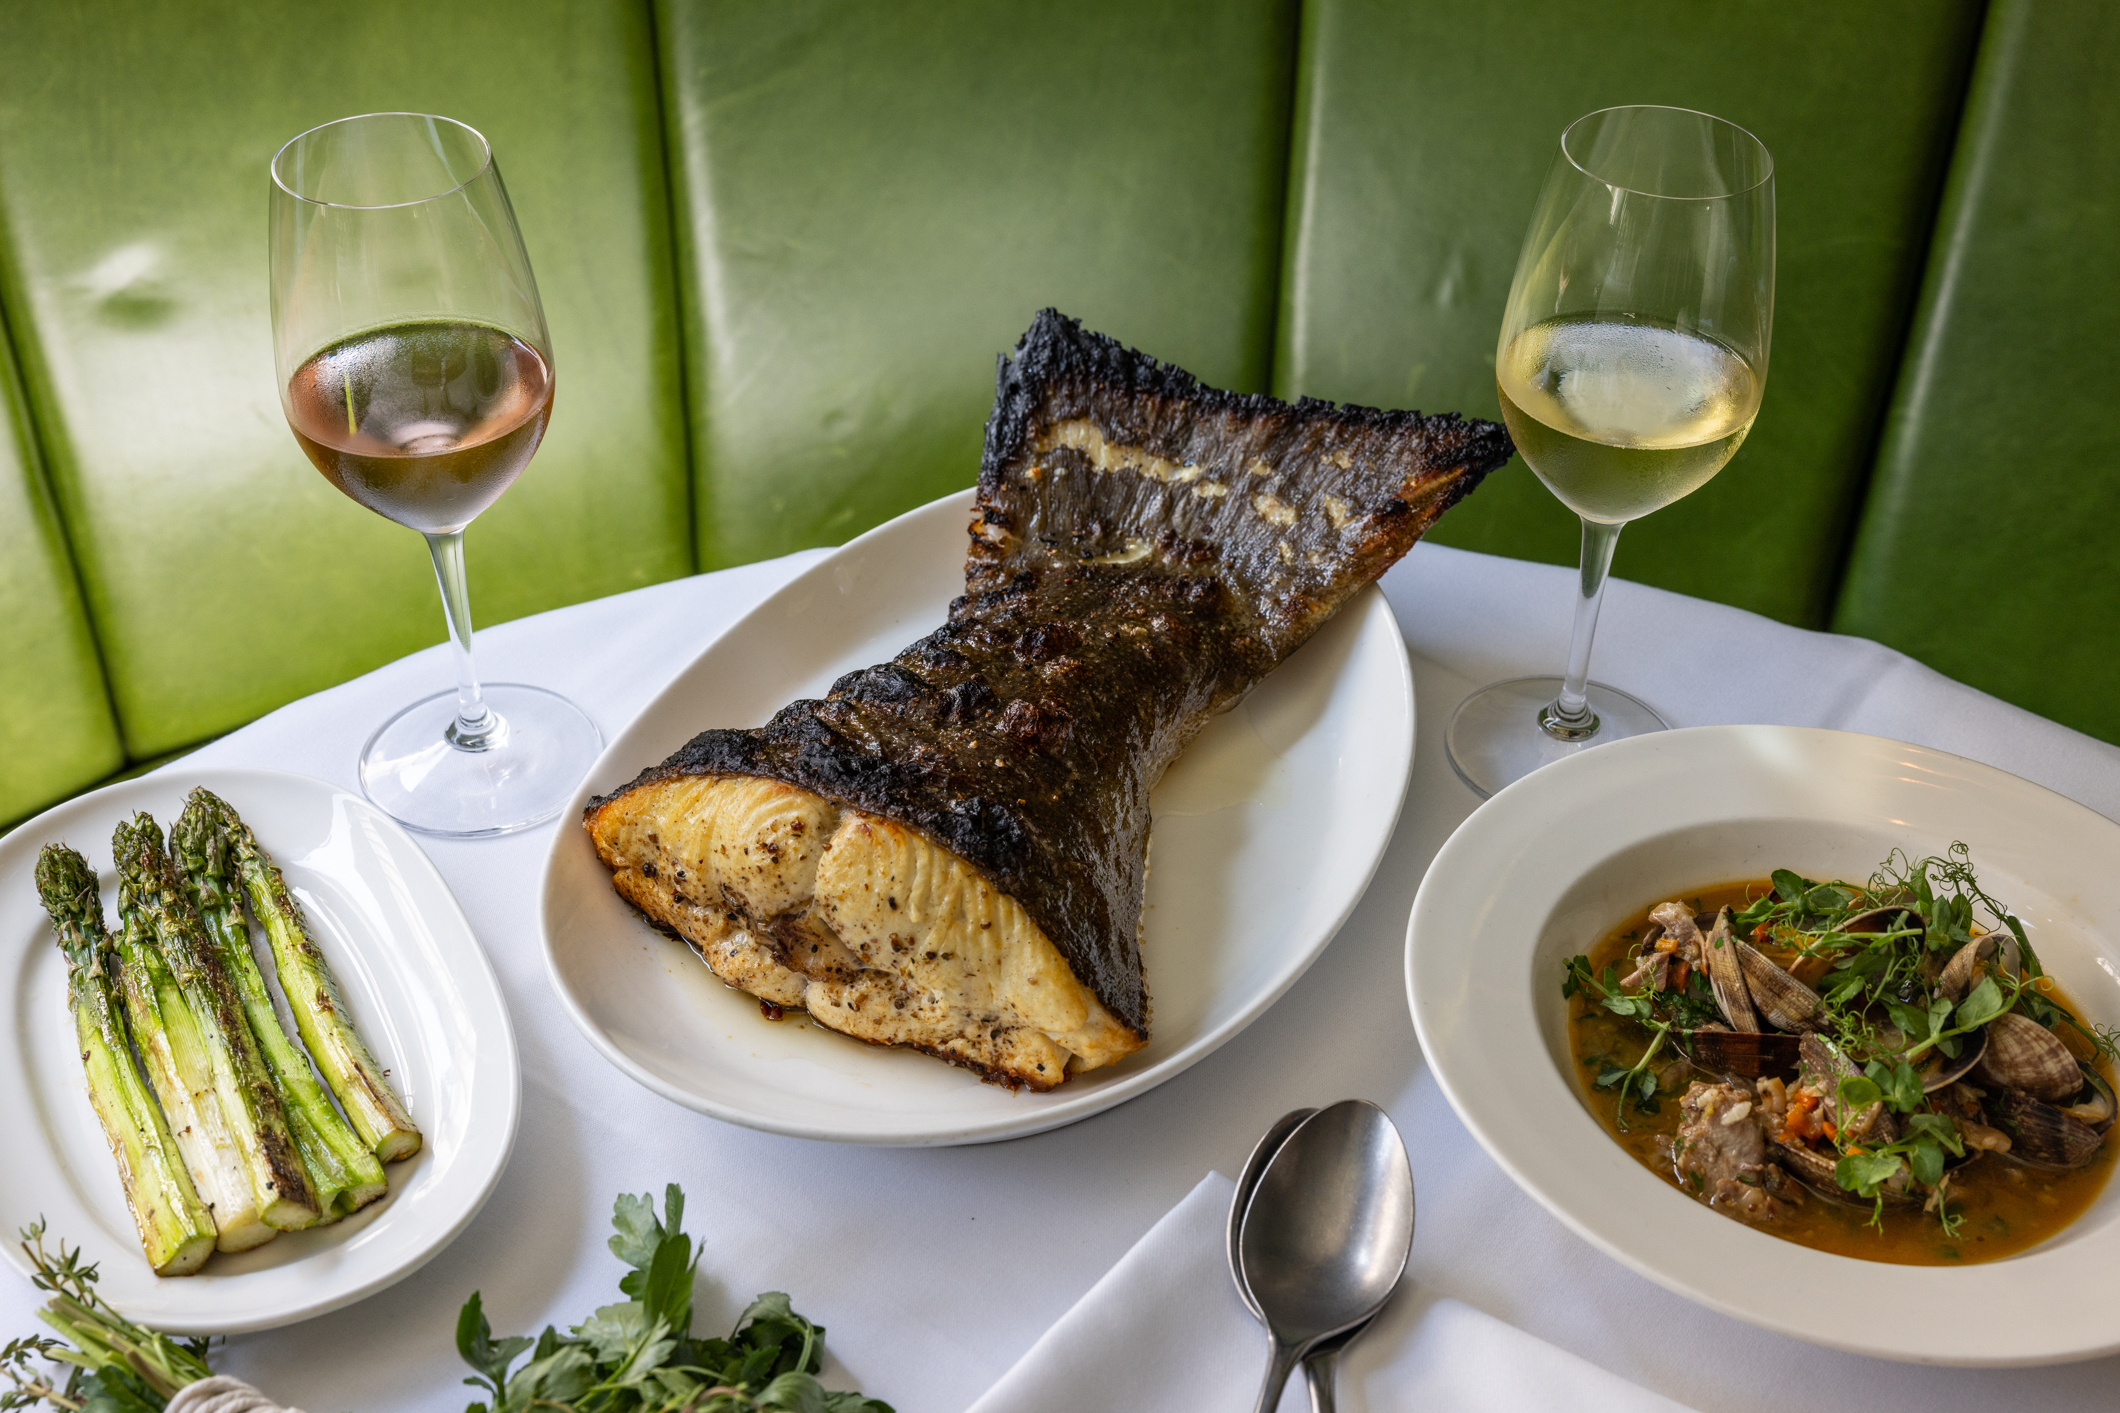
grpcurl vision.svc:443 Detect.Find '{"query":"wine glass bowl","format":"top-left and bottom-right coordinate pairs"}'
top-left (269, 113), bottom-right (599, 836)
top-left (1496, 314), bottom-right (1761, 524)
top-left (1447, 106), bottom-right (1774, 797)
top-left (284, 321), bottom-right (552, 535)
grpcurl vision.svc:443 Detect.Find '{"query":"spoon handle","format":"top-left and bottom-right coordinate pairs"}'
top-left (1251, 1336), bottom-right (1304, 1413)
top-left (1304, 1344), bottom-right (1341, 1413)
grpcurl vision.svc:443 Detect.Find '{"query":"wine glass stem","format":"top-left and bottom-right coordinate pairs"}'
top-left (424, 530), bottom-right (501, 751)
top-left (1546, 516), bottom-right (1625, 739)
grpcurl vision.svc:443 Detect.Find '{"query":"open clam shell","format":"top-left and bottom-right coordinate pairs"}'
top-left (1916, 1028), bottom-right (1987, 1093)
top-left (1770, 1137), bottom-right (1917, 1208)
top-left (1734, 941), bottom-right (1825, 1032)
top-left (1972, 1012), bottom-right (2083, 1102)
top-left (1939, 936), bottom-right (1991, 1002)
top-left (2060, 1065), bottom-right (2115, 1134)
top-left (1986, 1086), bottom-right (2103, 1171)
top-left (1701, 909), bottom-right (1758, 1033)
top-left (1618, 922), bottom-right (1669, 989)
top-left (1934, 931), bottom-right (2021, 1002)
top-left (1840, 905), bottom-right (1917, 936)
top-left (1647, 903), bottom-right (1706, 961)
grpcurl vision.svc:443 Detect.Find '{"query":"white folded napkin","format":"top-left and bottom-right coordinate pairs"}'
top-left (966, 1173), bottom-right (1697, 1413)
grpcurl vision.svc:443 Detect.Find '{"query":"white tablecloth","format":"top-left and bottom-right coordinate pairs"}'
top-left (9, 539), bottom-right (2119, 1411)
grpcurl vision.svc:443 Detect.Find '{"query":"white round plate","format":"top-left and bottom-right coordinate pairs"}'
top-left (0, 768), bottom-right (518, 1333)
top-left (1407, 724), bottom-right (2120, 1366)
top-left (541, 489), bottom-right (1414, 1145)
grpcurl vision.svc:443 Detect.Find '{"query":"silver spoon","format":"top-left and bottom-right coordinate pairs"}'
top-left (1237, 1100), bottom-right (1414, 1413)
top-left (1228, 1109), bottom-right (1373, 1413)
top-left (1227, 1107), bottom-right (1315, 1313)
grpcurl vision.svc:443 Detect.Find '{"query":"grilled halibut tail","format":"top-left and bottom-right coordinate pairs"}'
top-left (588, 311), bottom-right (1511, 1088)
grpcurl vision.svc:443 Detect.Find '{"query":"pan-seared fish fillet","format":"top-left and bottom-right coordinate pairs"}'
top-left (586, 310), bottom-right (1511, 1089)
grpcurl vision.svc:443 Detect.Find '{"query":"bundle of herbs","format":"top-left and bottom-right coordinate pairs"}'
top-left (2, 1221), bottom-right (213, 1413)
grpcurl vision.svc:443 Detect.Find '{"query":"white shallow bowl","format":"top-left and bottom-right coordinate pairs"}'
top-left (0, 768), bottom-right (518, 1333)
top-left (541, 489), bottom-right (1414, 1145)
top-left (1406, 725), bottom-right (2120, 1366)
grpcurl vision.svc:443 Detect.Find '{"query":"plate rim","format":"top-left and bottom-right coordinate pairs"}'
top-left (1404, 722), bottom-right (2120, 1366)
top-left (0, 764), bottom-right (520, 1333)
top-left (538, 488), bottom-right (1416, 1145)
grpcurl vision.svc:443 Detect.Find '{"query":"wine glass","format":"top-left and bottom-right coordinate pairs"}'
top-left (1446, 105), bottom-right (1774, 799)
top-left (270, 113), bottom-right (601, 836)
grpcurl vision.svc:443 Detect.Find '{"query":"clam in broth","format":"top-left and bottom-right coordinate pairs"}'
top-left (1564, 851), bottom-right (2118, 1265)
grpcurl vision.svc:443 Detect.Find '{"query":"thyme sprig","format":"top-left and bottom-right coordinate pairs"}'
top-left (1, 1221), bottom-right (213, 1413)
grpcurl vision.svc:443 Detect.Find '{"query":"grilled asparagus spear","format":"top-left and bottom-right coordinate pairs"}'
top-left (221, 801), bottom-right (422, 1161)
top-left (108, 816), bottom-right (271, 1251)
top-left (114, 814), bottom-right (318, 1237)
top-left (173, 790), bottom-right (388, 1219)
top-left (35, 845), bottom-right (218, 1276)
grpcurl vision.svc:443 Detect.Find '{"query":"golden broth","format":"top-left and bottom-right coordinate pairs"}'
top-left (1567, 880), bottom-right (2117, 1265)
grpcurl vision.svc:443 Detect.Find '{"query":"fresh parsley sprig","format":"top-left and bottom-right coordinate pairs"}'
top-left (458, 1185), bottom-right (892, 1413)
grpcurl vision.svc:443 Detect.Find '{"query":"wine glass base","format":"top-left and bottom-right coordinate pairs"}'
top-left (358, 684), bottom-right (602, 838)
top-left (1445, 677), bottom-right (1669, 801)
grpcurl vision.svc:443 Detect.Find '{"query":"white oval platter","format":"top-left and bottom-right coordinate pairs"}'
top-left (541, 488), bottom-right (1414, 1145)
top-left (1407, 724), bottom-right (2120, 1366)
top-left (0, 767), bottom-right (518, 1333)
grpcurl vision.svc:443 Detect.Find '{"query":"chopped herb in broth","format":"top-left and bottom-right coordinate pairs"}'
top-left (1562, 848), bottom-right (2118, 1265)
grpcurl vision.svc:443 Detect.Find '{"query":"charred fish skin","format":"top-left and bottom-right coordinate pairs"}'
top-left (972, 308), bottom-right (1511, 653)
top-left (590, 311), bottom-right (1511, 1073)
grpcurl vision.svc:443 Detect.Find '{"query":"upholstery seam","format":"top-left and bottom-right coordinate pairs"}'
top-left (642, 0), bottom-right (700, 576)
top-left (1264, 0), bottom-right (1317, 400)
top-left (1820, 0), bottom-right (1995, 631)
top-left (0, 266), bottom-right (129, 780)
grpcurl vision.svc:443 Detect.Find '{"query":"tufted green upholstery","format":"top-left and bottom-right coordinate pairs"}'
top-left (1837, 0), bottom-right (2120, 743)
top-left (657, 0), bottom-right (1300, 569)
top-left (2, 0), bottom-right (2118, 826)
top-left (1275, 0), bottom-right (1985, 629)
top-left (0, 311), bottom-right (122, 822)
top-left (0, 0), bottom-right (688, 769)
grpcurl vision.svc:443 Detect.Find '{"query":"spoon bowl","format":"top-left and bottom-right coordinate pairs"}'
top-left (1230, 1107), bottom-right (1372, 1413)
top-left (1237, 1100), bottom-right (1414, 1412)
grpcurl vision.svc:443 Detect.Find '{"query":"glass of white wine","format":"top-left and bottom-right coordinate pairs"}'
top-left (270, 113), bottom-right (601, 835)
top-left (1446, 105), bottom-right (1774, 798)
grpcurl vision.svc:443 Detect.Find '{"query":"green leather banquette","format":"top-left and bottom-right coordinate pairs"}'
top-left (0, 0), bottom-right (2112, 826)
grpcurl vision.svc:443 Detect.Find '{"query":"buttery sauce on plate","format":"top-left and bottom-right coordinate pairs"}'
top-left (1567, 881), bottom-right (2117, 1264)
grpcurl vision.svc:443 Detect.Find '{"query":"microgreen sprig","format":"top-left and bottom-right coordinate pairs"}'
top-left (1828, 1072), bottom-right (1968, 1235)
top-left (1563, 956), bottom-right (1680, 1130)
